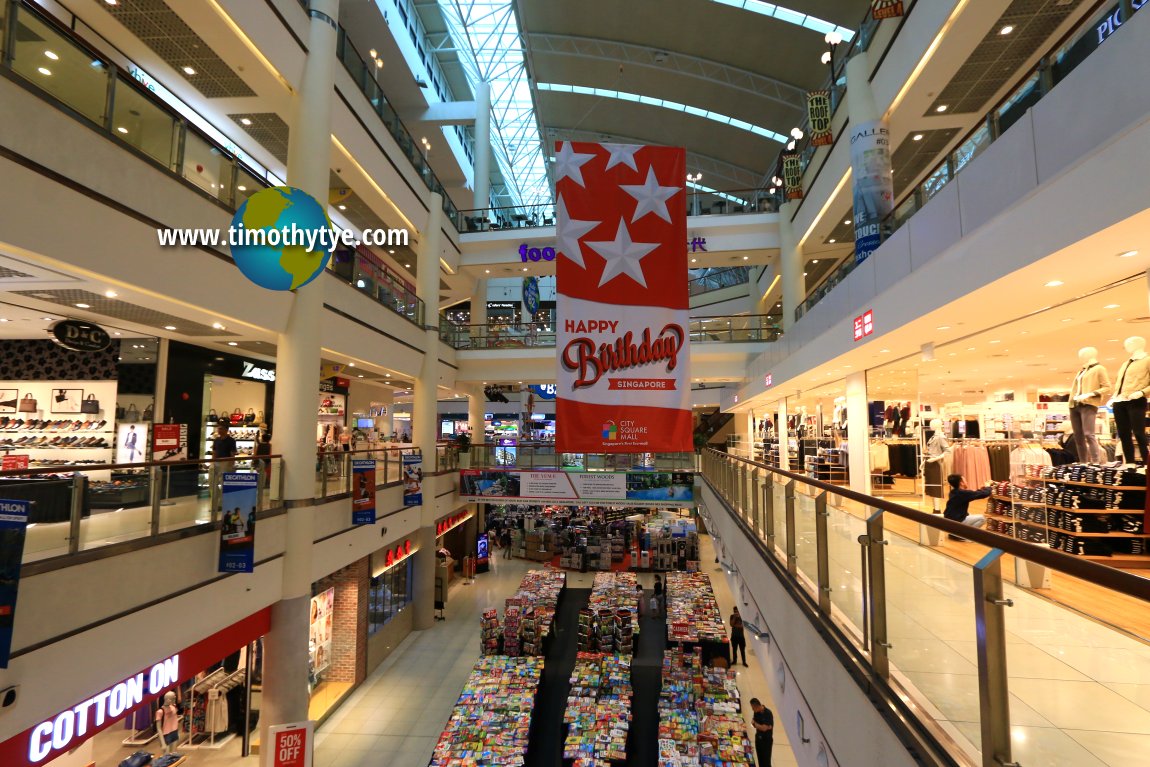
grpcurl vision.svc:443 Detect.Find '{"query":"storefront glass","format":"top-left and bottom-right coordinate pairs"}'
top-left (368, 559), bottom-right (413, 634)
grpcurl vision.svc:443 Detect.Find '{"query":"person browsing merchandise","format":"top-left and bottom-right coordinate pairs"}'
top-left (944, 474), bottom-right (990, 541)
top-left (729, 606), bottom-right (747, 666)
top-left (749, 697), bottom-right (774, 766)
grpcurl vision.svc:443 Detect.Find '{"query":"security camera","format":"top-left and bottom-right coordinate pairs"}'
top-left (1, 686), bottom-right (18, 708)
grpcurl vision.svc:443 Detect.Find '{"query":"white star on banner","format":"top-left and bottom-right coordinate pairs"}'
top-left (555, 195), bottom-right (599, 269)
top-left (586, 219), bottom-right (660, 288)
top-left (553, 141), bottom-right (596, 187)
top-left (603, 143), bottom-right (642, 171)
top-left (621, 166), bottom-right (681, 223)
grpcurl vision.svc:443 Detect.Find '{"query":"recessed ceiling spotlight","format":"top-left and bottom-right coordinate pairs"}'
top-left (105, 290), bottom-right (117, 298)
top-left (1044, 280), bottom-right (1063, 287)
top-left (484, 269), bottom-right (491, 274)
top-left (37, 67), bottom-right (52, 76)
top-left (742, 256), bottom-right (749, 260)
top-left (182, 66), bottom-right (196, 75)
top-left (240, 118), bottom-right (252, 126)
top-left (1118, 250), bottom-right (1139, 258)
top-left (936, 325), bottom-right (950, 330)
top-left (1061, 318), bottom-right (1073, 323)
top-left (912, 133), bottom-right (923, 141)
top-left (405, 263), bottom-right (412, 268)
top-left (812, 259), bottom-right (819, 264)
top-left (936, 104), bottom-right (948, 113)
top-left (522, 267), bottom-right (528, 271)
top-left (1104, 304), bottom-right (1120, 309)
top-left (388, 249), bottom-right (396, 254)
top-left (828, 239), bottom-right (836, 243)
top-left (879, 349), bottom-right (890, 354)
top-left (999, 25), bottom-right (1014, 35)
top-left (385, 373), bottom-right (391, 377)
top-left (357, 374), bottom-right (364, 378)
top-left (227, 342), bottom-right (238, 346)
top-left (116, 126), bottom-right (129, 134)
top-left (42, 317), bottom-right (53, 321)
top-left (843, 218), bottom-right (851, 225)
top-left (75, 303), bottom-right (90, 309)
top-left (44, 50), bottom-right (58, 60)
top-left (338, 204), bottom-right (346, 210)
top-left (990, 339), bottom-right (1001, 344)
top-left (212, 322), bottom-right (226, 330)
top-left (691, 258), bottom-right (697, 263)
top-left (164, 325), bottom-right (177, 330)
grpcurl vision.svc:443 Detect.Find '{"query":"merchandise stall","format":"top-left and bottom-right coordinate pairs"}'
top-left (665, 572), bottom-right (730, 664)
top-left (658, 646), bottom-right (754, 766)
top-left (563, 653), bottom-right (632, 763)
top-left (481, 569), bottom-right (566, 657)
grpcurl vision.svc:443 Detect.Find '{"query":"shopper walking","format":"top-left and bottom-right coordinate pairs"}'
top-left (944, 473), bottom-right (991, 541)
top-left (749, 697), bottom-right (774, 766)
top-left (653, 574), bottom-right (664, 616)
top-left (729, 607), bottom-right (747, 666)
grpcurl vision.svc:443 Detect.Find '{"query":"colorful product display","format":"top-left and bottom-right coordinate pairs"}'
top-left (563, 653), bottom-right (632, 764)
top-left (480, 569), bottom-right (567, 657)
top-left (658, 647), bottom-right (754, 767)
top-left (430, 656), bottom-right (544, 766)
top-left (665, 573), bottom-right (728, 644)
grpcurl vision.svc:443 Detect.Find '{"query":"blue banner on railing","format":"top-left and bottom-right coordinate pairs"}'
top-left (403, 453), bottom-right (423, 506)
top-left (218, 473), bottom-right (258, 574)
top-left (352, 459), bottom-right (377, 524)
top-left (0, 499), bottom-right (29, 668)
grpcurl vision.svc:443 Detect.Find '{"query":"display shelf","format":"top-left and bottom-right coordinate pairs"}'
top-left (1037, 479), bottom-right (1146, 491)
top-left (984, 513), bottom-right (1148, 537)
top-left (990, 494), bottom-right (1045, 507)
top-left (1083, 554), bottom-right (1150, 568)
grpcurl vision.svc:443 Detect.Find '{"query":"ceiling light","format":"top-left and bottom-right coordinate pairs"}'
top-left (75, 303), bottom-right (90, 309)
top-left (743, 256), bottom-right (749, 260)
top-left (116, 126), bottom-right (129, 134)
top-left (812, 259), bottom-right (819, 264)
top-left (357, 374), bottom-right (364, 378)
top-left (0, 319), bottom-right (7, 323)
top-left (912, 133), bottom-right (924, 141)
top-left (522, 267), bottom-right (528, 272)
top-left (212, 322), bottom-right (225, 330)
top-left (405, 263), bottom-right (412, 268)
top-left (1044, 280), bottom-right (1063, 287)
top-left (337, 204), bottom-right (346, 210)
top-left (485, 269), bottom-right (491, 274)
top-left (44, 50), bottom-right (58, 60)
top-left (828, 239), bottom-right (836, 243)
top-left (113, 331), bottom-right (120, 335)
top-left (1118, 250), bottom-right (1139, 258)
top-left (42, 317), bottom-right (53, 321)
top-left (37, 67), bottom-right (51, 76)
top-left (999, 25), bottom-right (1014, 35)
top-left (104, 290), bottom-right (117, 298)
top-left (820, 51), bottom-right (832, 65)
top-left (967, 347), bottom-right (975, 351)
top-left (936, 105), bottom-right (948, 113)
top-left (388, 249), bottom-right (396, 254)
top-left (803, 272), bottom-right (808, 276)
top-left (369, 48), bottom-right (378, 58)
top-left (385, 373), bottom-right (391, 377)
top-left (879, 349), bottom-right (890, 354)
top-left (1104, 304), bottom-right (1120, 309)
top-left (843, 218), bottom-right (850, 225)
top-left (104, 0), bottom-right (117, 5)
top-left (1061, 318), bottom-right (1073, 323)
top-left (691, 258), bottom-right (697, 263)
top-left (240, 118), bottom-right (252, 126)
top-left (790, 127), bottom-right (804, 140)
top-left (164, 325), bottom-right (177, 330)
top-left (990, 340), bottom-right (1001, 344)
top-left (182, 66), bottom-right (196, 76)
top-left (936, 325), bottom-right (950, 330)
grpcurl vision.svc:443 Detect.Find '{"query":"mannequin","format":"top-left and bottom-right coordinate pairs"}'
top-left (1068, 346), bottom-right (1111, 463)
top-left (1109, 336), bottom-right (1150, 464)
top-left (155, 690), bottom-right (180, 753)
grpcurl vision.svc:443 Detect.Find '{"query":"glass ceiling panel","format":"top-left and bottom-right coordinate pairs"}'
top-left (709, 0), bottom-right (854, 40)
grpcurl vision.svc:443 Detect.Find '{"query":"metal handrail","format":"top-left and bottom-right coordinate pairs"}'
top-left (705, 449), bottom-right (1150, 601)
top-left (0, 453), bottom-right (284, 479)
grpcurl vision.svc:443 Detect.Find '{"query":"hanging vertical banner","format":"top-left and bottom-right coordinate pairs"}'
top-left (218, 473), bottom-right (258, 573)
top-left (522, 276), bottom-right (540, 317)
top-left (782, 153), bottom-right (804, 200)
top-left (872, 0), bottom-right (905, 20)
top-left (806, 91), bottom-right (834, 146)
top-left (402, 452), bottom-right (423, 506)
top-left (0, 499), bottom-right (29, 668)
top-left (554, 141), bottom-right (692, 453)
top-left (351, 458), bottom-right (376, 524)
top-left (849, 119), bottom-right (894, 263)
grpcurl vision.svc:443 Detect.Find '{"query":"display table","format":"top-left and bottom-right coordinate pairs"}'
top-left (658, 646), bottom-right (754, 766)
top-left (562, 653), bottom-right (631, 764)
top-left (665, 572), bottom-right (730, 664)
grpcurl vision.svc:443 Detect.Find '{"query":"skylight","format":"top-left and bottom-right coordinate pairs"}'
top-left (536, 83), bottom-right (788, 144)
top-left (709, 0), bottom-right (854, 40)
top-left (437, 1), bottom-right (551, 208)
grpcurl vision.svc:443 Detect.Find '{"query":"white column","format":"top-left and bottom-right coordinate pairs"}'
top-left (413, 193), bottom-right (444, 630)
top-left (470, 277), bottom-right (486, 340)
top-left (260, 0), bottom-right (338, 756)
top-left (468, 385), bottom-right (486, 445)
top-left (778, 201), bottom-right (803, 332)
top-left (846, 51), bottom-right (880, 123)
top-left (846, 372), bottom-right (871, 495)
top-left (777, 399), bottom-right (790, 471)
top-left (472, 80), bottom-right (491, 211)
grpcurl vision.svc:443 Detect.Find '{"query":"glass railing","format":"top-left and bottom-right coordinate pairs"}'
top-left (331, 246), bottom-right (425, 326)
top-left (439, 314), bottom-right (781, 349)
top-left (701, 449), bottom-right (1150, 767)
top-left (796, 1), bottom-right (1138, 321)
top-left (12, 446), bottom-right (416, 565)
top-left (468, 444), bottom-right (696, 472)
top-left (688, 267), bottom-right (751, 297)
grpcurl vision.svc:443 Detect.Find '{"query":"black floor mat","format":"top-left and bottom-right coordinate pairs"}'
top-left (627, 608), bottom-right (667, 767)
top-left (527, 587), bottom-right (590, 765)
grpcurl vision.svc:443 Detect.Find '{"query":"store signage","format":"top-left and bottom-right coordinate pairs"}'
top-left (519, 243), bottom-right (556, 262)
top-left (27, 654), bottom-right (180, 761)
top-left (319, 377), bottom-right (349, 395)
top-left (436, 511), bottom-right (471, 537)
top-left (1096, 0), bottom-right (1146, 44)
top-left (49, 320), bottom-right (111, 353)
top-left (218, 473), bottom-right (258, 573)
top-left (152, 423), bottom-right (188, 461)
top-left (807, 91), bottom-right (833, 146)
top-left (269, 721), bottom-right (314, 767)
top-left (0, 500), bottom-right (29, 669)
top-left (241, 360), bottom-right (276, 382)
top-left (688, 236), bottom-right (708, 253)
top-left (383, 539), bottom-right (413, 568)
top-left (764, 374), bottom-right (773, 388)
top-left (351, 459), bottom-right (376, 525)
top-left (0, 610), bottom-right (271, 766)
top-left (402, 453), bottom-right (422, 506)
top-left (522, 276), bottom-right (540, 315)
top-left (849, 120), bottom-right (893, 264)
top-left (852, 310), bottom-right (874, 341)
top-left (556, 143), bottom-right (691, 454)
top-left (460, 469), bottom-right (696, 508)
top-left (1, 455), bottom-right (28, 471)
top-left (871, 0), bottom-right (904, 19)
top-left (529, 384), bottom-right (557, 400)
top-left (782, 153), bottom-right (804, 200)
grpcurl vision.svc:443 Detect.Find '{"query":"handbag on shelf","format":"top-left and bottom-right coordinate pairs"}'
top-left (18, 393), bottom-right (37, 413)
top-left (115, 403), bottom-right (126, 419)
top-left (243, 407), bottom-right (256, 424)
top-left (81, 394), bottom-right (100, 414)
top-left (206, 408), bottom-right (218, 423)
top-left (123, 403), bottom-right (140, 423)
top-left (229, 408), bottom-right (244, 425)
top-left (142, 404), bottom-right (153, 422)
top-left (256, 410), bottom-right (266, 427)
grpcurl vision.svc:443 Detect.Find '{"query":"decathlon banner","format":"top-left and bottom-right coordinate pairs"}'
top-left (849, 119), bottom-right (894, 263)
top-left (554, 142), bottom-right (691, 453)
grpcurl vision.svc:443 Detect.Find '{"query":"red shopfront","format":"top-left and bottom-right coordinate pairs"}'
top-left (0, 610), bottom-right (271, 767)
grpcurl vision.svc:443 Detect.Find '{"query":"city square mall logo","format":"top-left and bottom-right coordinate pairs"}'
top-left (230, 186), bottom-right (333, 291)
top-left (602, 421), bottom-right (618, 440)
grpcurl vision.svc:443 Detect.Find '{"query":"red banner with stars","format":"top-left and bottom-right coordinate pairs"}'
top-left (554, 142), bottom-right (692, 453)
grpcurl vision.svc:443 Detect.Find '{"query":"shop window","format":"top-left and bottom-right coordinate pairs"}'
top-left (368, 559), bottom-right (412, 634)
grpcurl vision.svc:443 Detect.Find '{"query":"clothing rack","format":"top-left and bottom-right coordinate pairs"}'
top-left (121, 699), bottom-right (159, 747)
top-left (198, 669), bottom-right (246, 749)
top-left (181, 668), bottom-right (229, 749)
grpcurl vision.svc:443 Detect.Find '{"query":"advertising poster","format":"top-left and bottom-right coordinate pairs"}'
top-left (476, 532), bottom-right (489, 574)
top-left (872, 0), bottom-right (905, 20)
top-left (0, 499), bottom-right (29, 668)
top-left (153, 423), bottom-right (188, 461)
top-left (782, 153), bottom-right (804, 200)
top-left (554, 142), bottom-right (692, 453)
top-left (849, 119), bottom-right (894, 263)
top-left (351, 458), bottom-right (376, 525)
top-left (309, 589), bottom-right (334, 674)
top-left (269, 721), bottom-right (314, 767)
top-left (807, 90), bottom-right (833, 146)
top-left (402, 452), bottom-right (423, 506)
top-left (459, 469), bottom-right (695, 507)
top-left (218, 473), bottom-right (258, 574)
top-left (522, 275), bottom-right (540, 316)
top-left (1, 455), bottom-right (28, 471)
top-left (116, 422), bottom-right (150, 464)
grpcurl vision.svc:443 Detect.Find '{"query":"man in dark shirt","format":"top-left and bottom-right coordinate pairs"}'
top-left (750, 697), bottom-right (773, 766)
top-left (944, 474), bottom-right (989, 541)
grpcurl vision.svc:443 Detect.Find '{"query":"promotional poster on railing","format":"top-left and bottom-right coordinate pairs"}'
top-left (554, 142), bottom-right (693, 454)
top-left (351, 458), bottom-right (377, 524)
top-left (403, 453), bottom-right (422, 506)
top-left (218, 473), bottom-right (258, 574)
top-left (0, 499), bottom-right (29, 668)
top-left (460, 469), bottom-right (695, 507)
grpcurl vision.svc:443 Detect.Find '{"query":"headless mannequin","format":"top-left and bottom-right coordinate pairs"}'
top-left (1069, 346), bottom-right (1110, 463)
top-left (925, 418), bottom-right (949, 512)
top-left (1109, 336), bottom-right (1150, 464)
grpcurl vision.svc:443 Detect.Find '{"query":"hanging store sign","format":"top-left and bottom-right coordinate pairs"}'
top-left (351, 458), bottom-right (377, 525)
top-left (402, 453), bottom-right (422, 506)
top-left (871, 0), bottom-right (904, 19)
top-left (852, 310), bottom-right (875, 341)
top-left (555, 142), bottom-right (692, 453)
top-left (782, 154), bottom-right (804, 200)
top-left (218, 473), bottom-right (258, 573)
top-left (764, 374), bottom-right (773, 388)
top-left (522, 276), bottom-right (540, 316)
top-left (49, 320), bottom-right (111, 353)
top-left (806, 91), bottom-right (834, 147)
top-left (849, 120), bottom-right (894, 264)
